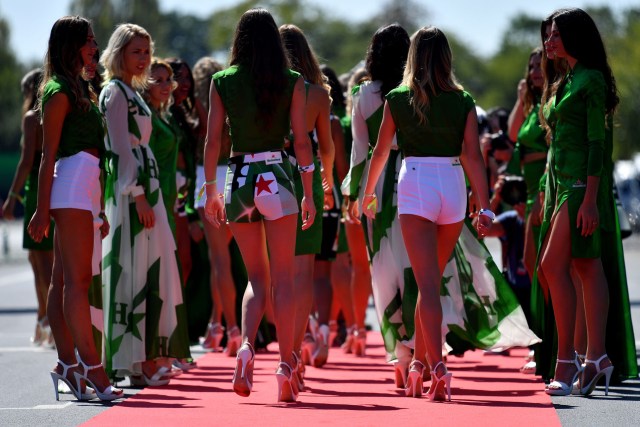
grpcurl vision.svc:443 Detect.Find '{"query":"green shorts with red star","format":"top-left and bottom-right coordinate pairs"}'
top-left (224, 151), bottom-right (299, 223)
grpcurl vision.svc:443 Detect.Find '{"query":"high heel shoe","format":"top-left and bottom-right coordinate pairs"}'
top-left (405, 360), bottom-right (425, 397)
top-left (201, 322), bottom-right (224, 351)
top-left (225, 326), bottom-right (242, 357)
top-left (341, 325), bottom-right (356, 354)
top-left (394, 359), bottom-right (409, 389)
top-left (571, 353), bottom-right (586, 395)
top-left (74, 357), bottom-right (123, 401)
top-left (50, 360), bottom-right (96, 401)
top-left (545, 353), bottom-right (584, 396)
top-left (130, 365), bottom-right (171, 387)
top-left (292, 351), bottom-right (305, 392)
top-left (312, 324), bottom-right (330, 368)
top-left (301, 333), bottom-right (316, 366)
top-left (328, 320), bottom-right (338, 348)
top-left (427, 361), bottom-right (452, 402)
top-left (580, 354), bottom-right (614, 396)
top-left (276, 361), bottom-right (298, 403)
top-left (232, 342), bottom-right (254, 397)
top-left (353, 328), bottom-right (367, 356)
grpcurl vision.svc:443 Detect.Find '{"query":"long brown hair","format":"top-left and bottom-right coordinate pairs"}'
top-left (279, 24), bottom-right (330, 92)
top-left (230, 8), bottom-right (289, 126)
top-left (22, 69), bottom-right (43, 116)
top-left (39, 16), bottom-right (92, 112)
top-left (522, 48), bottom-right (543, 116)
top-left (402, 27), bottom-right (462, 125)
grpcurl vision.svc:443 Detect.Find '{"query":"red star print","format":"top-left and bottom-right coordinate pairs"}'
top-left (255, 175), bottom-right (275, 195)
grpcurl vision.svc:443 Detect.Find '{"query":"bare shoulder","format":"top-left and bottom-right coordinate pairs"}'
top-left (308, 83), bottom-right (331, 107)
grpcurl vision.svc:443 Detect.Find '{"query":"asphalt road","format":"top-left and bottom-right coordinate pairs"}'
top-left (0, 219), bottom-right (638, 426)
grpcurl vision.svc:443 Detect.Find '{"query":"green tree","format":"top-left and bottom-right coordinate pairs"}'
top-left (0, 13), bottom-right (23, 151)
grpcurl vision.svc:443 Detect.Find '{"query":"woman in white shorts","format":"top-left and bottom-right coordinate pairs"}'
top-left (363, 27), bottom-right (492, 402)
top-left (28, 16), bottom-right (122, 401)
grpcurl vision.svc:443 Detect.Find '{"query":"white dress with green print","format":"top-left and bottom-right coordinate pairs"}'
top-left (342, 81), bottom-right (539, 364)
top-left (100, 80), bottom-right (191, 377)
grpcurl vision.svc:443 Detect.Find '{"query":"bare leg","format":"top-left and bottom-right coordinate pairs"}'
top-left (345, 221), bottom-right (371, 329)
top-left (292, 254), bottom-right (315, 352)
top-left (330, 252), bottom-right (355, 327)
top-left (50, 209), bottom-right (110, 390)
top-left (313, 260), bottom-right (333, 325)
top-left (571, 267), bottom-right (587, 356)
top-left (174, 214), bottom-right (192, 287)
top-left (539, 203), bottom-right (578, 386)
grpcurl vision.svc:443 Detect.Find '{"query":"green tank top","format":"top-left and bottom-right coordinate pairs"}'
top-left (213, 65), bottom-right (300, 153)
top-left (41, 75), bottom-right (104, 159)
top-left (385, 85), bottom-right (475, 157)
top-left (517, 102), bottom-right (547, 155)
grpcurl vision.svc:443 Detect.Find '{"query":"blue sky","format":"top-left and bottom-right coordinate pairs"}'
top-left (1, 0), bottom-right (636, 65)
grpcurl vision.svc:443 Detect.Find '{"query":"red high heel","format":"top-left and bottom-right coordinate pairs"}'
top-left (232, 342), bottom-right (254, 397)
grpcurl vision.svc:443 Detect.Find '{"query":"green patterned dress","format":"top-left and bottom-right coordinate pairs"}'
top-left (100, 79), bottom-right (191, 377)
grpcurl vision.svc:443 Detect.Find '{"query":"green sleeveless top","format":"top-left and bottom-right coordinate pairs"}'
top-left (41, 75), bottom-right (104, 159)
top-left (517, 101), bottom-right (547, 155)
top-left (213, 65), bottom-right (300, 153)
top-left (148, 111), bottom-right (178, 209)
top-left (385, 85), bottom-right (475, 157)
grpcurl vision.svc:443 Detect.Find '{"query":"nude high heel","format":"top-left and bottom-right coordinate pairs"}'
top-left (292, 351), bottom-right (305, 392)
top-left (427, 361), bottom-right (452, 402)
top-left (276, 361), bottom-right (298, 403)
top-left (201, 322), bottom-right (224, 351)
top-left (232, 342), bottom-right (254, 397)
top-left (394, 359), bottom-right (409, 389)
top-left (353, 328), bottom-right (367, 357)
top-left (312, 324), bottom-right (330, 368)
top-left (73, 356), bottom-right (123, 401)
top-left (580, 354), bottom-right (614, 396)
top-left (225, 326), bottom-right (242, 357)
top-left (405, 360), bottom-right (425, 398)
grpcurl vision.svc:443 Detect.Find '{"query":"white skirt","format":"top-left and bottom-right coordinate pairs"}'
top-left (50, 151), bottom-right (101, 216)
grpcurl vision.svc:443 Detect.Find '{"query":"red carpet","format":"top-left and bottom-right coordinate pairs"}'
top-left (82, 333), bottom-right (560, 427)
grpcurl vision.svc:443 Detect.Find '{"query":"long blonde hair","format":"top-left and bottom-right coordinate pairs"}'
top-left (100, 23), bottom-right (154, 90)
top-left (402, 27), bottom-right (462, 125)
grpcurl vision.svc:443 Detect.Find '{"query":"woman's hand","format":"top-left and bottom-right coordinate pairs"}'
top-left (27, 209), bottom-right (51, 242)
top-left (475, 213), bottom-right (493, 238)
top-left (362, 194), bottom-right (377, 219)
top-left (134, 195), bottom-right (155, 228)
top-left (577, 200), bottom-right (599, 237)
top-left (204, 194), bottom-right (225, 228)
top-left (517, 78), bottom-right (527, 101)
top-left (300, 196), bottom-right (316, 230)
top-left (2, 198), bottom-right (16, 220)
top-left (347, 198), bottom-right (361, 224)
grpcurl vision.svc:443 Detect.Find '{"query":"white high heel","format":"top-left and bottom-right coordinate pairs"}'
top-left (225, 326), bottom-right (242, 357)
top-left (405, 360), bottom-right (425, 398)
top-left (50, 360), bottom-right (96, 401)
top-left (201, 322), bottom-right (224, 351)
top-left (312, 324), bottom-right (330, 367)
top-left (232, 342), bottom-right (254, 397)
top-left (394, 359), bottom-right (409, 389)
top-left (545, 353), bottom-right (584, 396)
top-left (580, 354), bottom-right (614, 396)
top-left (276, 361), bottom-right (298, 402)
top-left (426, 361), bottom-right (452, 402)
top-left (74, 356), bottom-right (123, 401)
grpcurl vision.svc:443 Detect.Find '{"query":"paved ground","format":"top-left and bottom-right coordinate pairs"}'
top-left (0, 219), bottom-right (638, 426)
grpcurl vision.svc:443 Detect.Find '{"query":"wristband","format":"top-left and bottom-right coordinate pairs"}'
top-left (298, 163), bottom-right (315, 174)
top-left (9, 191), bottom-right (24, 204)
top-left (478, 208), bottom-right (496, 221)
top-left (364, 193), bottom-right (377, 198)
top-left (205, 179), bottom-right (217, 186)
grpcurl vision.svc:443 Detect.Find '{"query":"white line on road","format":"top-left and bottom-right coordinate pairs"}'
top-left (0, 346), bottom-right (53, 352)
top-left (0, 402), bottom-right (72, 410)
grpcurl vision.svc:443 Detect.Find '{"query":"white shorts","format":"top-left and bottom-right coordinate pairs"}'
top-left (194, 164), bottom-right (227, 209)
top-left (397, 156), bottom-right (467, 225)
top-left (50, 151), bottom-right (101, 216)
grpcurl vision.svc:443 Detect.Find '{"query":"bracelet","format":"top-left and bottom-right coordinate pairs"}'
top-left (205, 179), bottom-right (217, 186)
top-left (478, 208), bottom-right (496, 221)
top-left (298, 163), bottom-right (315, 174)
top-left (9, 191), bottom-right (24, 204)
top-left (364, 193), bottom-right (376, 198)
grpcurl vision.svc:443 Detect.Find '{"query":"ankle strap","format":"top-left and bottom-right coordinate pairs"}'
top-left (585, 354), bottom-right (609, 365)
top-left (57, 359), bottom-right (79, 375)
top-left (409, 360), bottom-right (426, 371)
top-left (240, 341), bottom-right (254, 356)
top-left (431, 361), bottom-right (447, 374)
top-left (278, 361), bottom-right (294, 376)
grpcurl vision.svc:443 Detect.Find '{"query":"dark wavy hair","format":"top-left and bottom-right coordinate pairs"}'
top-left (365, 24), bottom-right (410, 101)
top-left (553, 8), bottom-right (619, 114)
top-left (39, 16), bottom-right (92, 112)
top-left (320, 64), bottom-right (345, 113)
top-left (21, 69), bottom-right (43, 116)
top-left (230, 8), bottom-right (289, 126)
top-left (522, 47), bottom-right (543, 116)
top-left (166, 57), bottom-right (196, 114)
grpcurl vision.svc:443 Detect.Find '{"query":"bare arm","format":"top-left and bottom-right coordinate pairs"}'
top-left (28, 92), bottom-right (70, 241)
top-left (3, 112), bottom-right (40, 219)
top-left (314, 88), bottom-right (335, 190)
top-left (362, 101), bottom-right (395, 218)
top-left (203, 80), bottom-right (226, 227)
top-left (331, 118), bottom-right (348, 183)
top-left (507, 79), bottom-right (527, 142)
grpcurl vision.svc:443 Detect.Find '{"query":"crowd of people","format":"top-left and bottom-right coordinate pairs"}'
top-left (0, 6), bottom-right (636, 405)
